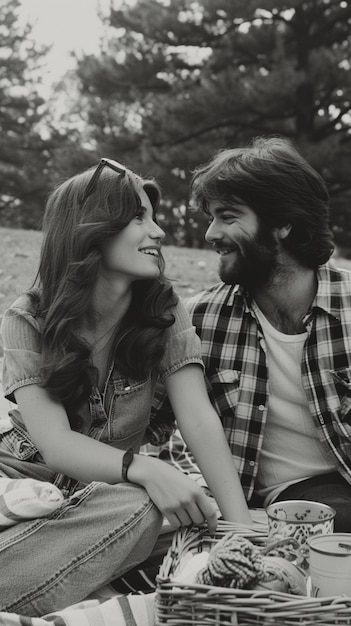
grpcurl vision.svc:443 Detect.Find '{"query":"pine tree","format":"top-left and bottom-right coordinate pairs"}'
top-left (77, 0), bottom-right (351, 249)
top-left (0, 0), bottom-right (56, 227)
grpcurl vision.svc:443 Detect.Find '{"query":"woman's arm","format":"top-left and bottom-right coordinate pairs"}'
top-left (165, 363), bottom-right (253, 524)
top-left (14, 383), bottom-right (218, 532)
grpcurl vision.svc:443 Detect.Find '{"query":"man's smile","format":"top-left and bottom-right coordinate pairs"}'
top-left (217, 249), bottom-right (235, 256)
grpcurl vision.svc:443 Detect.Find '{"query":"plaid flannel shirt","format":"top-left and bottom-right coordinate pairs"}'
top-left (151, 262), bottom-right (351, 502)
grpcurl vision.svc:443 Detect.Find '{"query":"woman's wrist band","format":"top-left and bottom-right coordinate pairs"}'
top-left (122, 448), bottom-right (134, 482)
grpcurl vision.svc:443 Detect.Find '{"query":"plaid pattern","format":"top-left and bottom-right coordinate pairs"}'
top-left (153, 262), bottom-right (351, 501)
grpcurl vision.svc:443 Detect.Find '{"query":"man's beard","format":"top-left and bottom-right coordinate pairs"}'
top-left (217, 222), bottom-right (278, 289)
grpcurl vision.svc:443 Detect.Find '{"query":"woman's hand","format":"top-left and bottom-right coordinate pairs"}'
top-left (128, 455), bottom-right (218, 534)
top-left (165, 365), bottom-right (253, 525)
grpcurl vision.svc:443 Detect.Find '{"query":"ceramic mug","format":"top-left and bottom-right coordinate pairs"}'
top-left (266, 500), bottom-right (335, 572)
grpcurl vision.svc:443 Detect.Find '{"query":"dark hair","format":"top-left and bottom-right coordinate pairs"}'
top-left (191, 136), bottom-right (334, 267)
top-left (30, 163), bottom-right (177, 420)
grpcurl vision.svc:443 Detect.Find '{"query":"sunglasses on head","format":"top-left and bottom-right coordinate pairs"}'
top-left (83, 158), bottom-right (128, 202)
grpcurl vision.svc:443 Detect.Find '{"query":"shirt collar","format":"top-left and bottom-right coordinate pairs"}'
top-left (228, 262), bottom-right (343, 321)
top-left (226, 283), bottom-right (254, 315)
top-left (225, 283), bottom-right (250, 310)
top-left (311, 262), bottom-right (342, 321)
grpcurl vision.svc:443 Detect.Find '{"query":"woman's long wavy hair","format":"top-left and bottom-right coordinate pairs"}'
top-left (30, 163), bottom-right (177, 420)
top-left (191, 136), bottom-right (335, 268)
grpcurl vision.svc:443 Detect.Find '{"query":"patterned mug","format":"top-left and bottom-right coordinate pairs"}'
top-left (266, 500), bottom-right (336, 572)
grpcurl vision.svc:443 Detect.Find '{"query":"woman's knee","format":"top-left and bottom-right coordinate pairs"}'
top-left (70, 481), bottom-right (163, 536)
top-left (0, 482), bottom-right (163, 615)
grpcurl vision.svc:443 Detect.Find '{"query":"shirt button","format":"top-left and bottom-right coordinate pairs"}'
top-left (320, 417), bottom-right (325, 425)
top-left (249, 461), bottom-right (255, 467)
top-left (258, 404), bottom-right (265, 411)
top-left (124, 385), bottom-right (131, 391)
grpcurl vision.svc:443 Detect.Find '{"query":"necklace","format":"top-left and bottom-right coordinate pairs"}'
top-left (93, 324), bottom-right (116, 346)
top-left (81, 322), bottom-right (118, 353)
top-left (96, 325), bottom-right (118, 348)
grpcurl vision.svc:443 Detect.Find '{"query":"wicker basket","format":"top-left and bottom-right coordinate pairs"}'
top-left (155, 521), bottom-right (351, 626)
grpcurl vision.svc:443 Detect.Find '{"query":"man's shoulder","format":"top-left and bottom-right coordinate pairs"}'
top-left (325, 258), bottom-right (351, 272)
top-left (319, 262), bottom-right (351, 292)
top-left (186, 282), bottom-right (246, 325)
top-left (186, 282), bottom-right (241, 316)
top-left (316, 262), bottom-right (351, 322)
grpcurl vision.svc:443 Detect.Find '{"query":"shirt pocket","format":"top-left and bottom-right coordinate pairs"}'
top-left (106, 375), bottom-right (154, 448)
top-left (0, 426), bottom-right (40, 462)
top-left (322, 368), bottom-right (351, 441)
top-left (206, 369), bottom-right (241, 420)
top-left (331, 368), bottom-right (351, 420)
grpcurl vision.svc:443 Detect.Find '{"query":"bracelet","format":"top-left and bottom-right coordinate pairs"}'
top-left (122, 448), bottom-right (134, 482)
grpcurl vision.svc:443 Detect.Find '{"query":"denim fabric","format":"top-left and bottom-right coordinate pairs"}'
top-left (0, 293), bottom-right (203, 493)
top-left (1, 292), bottom-right (203, 408)
top-left (0, 481), bottom-right (162, 616)
top-left (0, 293), bottom-right (202, 613)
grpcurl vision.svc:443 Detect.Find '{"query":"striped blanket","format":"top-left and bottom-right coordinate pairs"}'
top-left (0, 588), bottom-right (156, 625)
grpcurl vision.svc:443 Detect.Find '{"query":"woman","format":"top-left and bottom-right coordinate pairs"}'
top-left (0, 158), bottom-right (251, 615)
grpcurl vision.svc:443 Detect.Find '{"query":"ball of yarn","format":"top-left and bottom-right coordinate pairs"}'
top-left (195, 533), bottom-right (267, 589)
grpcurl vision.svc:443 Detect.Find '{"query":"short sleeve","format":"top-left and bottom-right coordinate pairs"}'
top-left (158, 297), bottom-right (204, 382)
top-left (1, 295), bottom-right (45, 402)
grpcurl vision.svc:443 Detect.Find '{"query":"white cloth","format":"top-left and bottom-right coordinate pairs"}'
top-left (173, 551), bottom-right (210, 584)
top-left (0, 477), bottom-right (64, 528)
top-left (253, 302), bottom-right (336, 506)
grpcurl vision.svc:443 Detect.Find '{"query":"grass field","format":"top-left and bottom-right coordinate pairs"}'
top-left (0, 224), bottom-right (350, 323)
top-left (0, 225), bottom-right (220, 319)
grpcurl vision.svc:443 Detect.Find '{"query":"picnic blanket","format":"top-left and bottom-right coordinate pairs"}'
top-left (0, 589), bottom-right (156, 626)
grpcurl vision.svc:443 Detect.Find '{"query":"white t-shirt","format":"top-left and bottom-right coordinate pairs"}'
top-left (252, 301), bottom-right (337, 507)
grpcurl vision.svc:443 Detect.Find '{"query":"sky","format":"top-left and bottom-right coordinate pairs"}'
top-left (19, 0), bottom-right (112, 83)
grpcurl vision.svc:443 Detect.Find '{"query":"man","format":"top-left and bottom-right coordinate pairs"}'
top-left (151, 135), bottom-right (351, 531)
